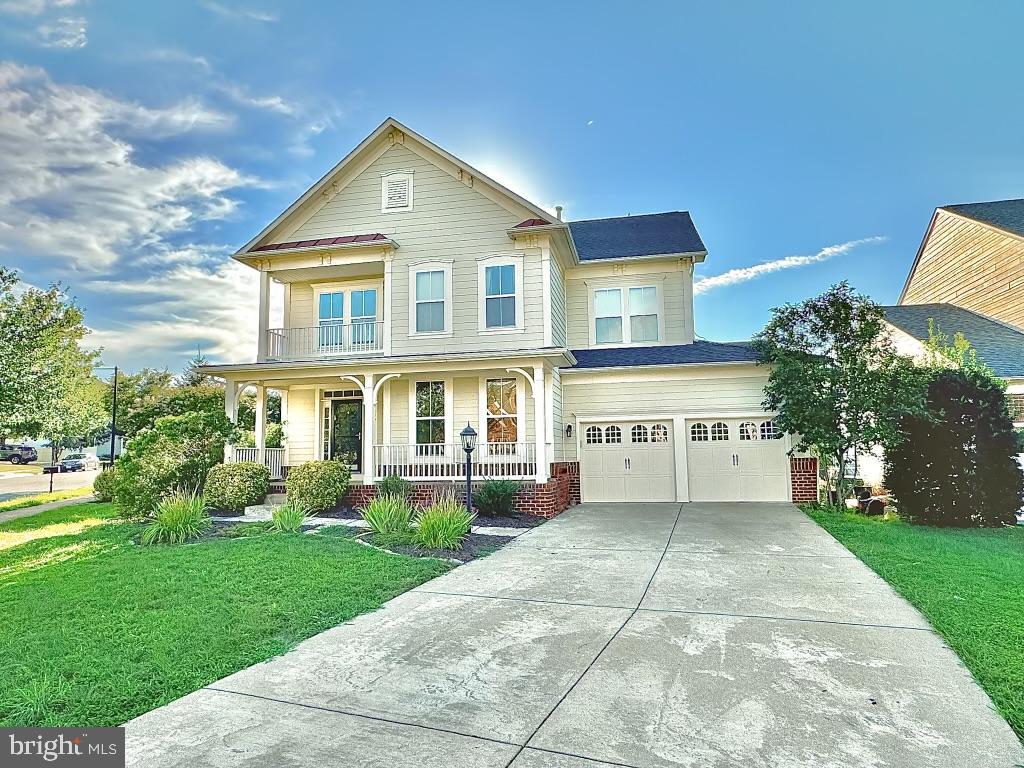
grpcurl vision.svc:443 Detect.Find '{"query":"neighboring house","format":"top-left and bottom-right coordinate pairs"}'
top-left (202, 118), bottom-right (816, 509)
top-left (900, 199), bottom-right (1024, 331)
top-left (882, 303), bottom-right (1024, 427)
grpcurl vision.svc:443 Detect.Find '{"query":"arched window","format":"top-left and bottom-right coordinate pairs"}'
top-left (585, 426), bottom-right (603, 444)
top-left (760, 420), bottom-right (780, 440)
top-left (739, 421), bottom-right (759, 441)
top-left (605, 425), bottom-right (622, 443)
top-left (690, 423), bottom-right (709, 442)
top-left (631, 424), bottom-right (649, 443)
top-left (651, 424), bottom-right (669, 443)
top-left (710, 422), bottom-right (729, 441)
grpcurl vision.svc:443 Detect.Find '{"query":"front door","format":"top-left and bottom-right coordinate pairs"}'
top-left (330, 399), bottom-right (362, 471)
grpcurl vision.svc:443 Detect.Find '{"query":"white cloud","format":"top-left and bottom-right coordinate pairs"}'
top-left (36, 15), bottom-right (86, 47)
top-left (215, 81), bottom-right (296, 116)
top-left (693, 237), bottom-right (887, 295)
top-left (0, 61), bottom-right (249, 271)
top-left (143, 48), bottom-right (212, 72)
top-left (0, 0), bottom-right (78, 14)
top-left (201, 1), bottom-right (277, 22)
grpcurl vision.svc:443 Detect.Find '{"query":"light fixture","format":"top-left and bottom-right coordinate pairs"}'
top-left (565, 423), bottom-right (573, 439)
top-left (459, 423), bottom-right (477, 513)
top-left (460, 423), bottom-right (478, 454)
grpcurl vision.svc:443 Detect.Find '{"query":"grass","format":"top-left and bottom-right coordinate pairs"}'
top-left (805, 505), bottom-right (1024, 739)
top-left (0, 487), bottom-right (95, 513)
top-left (0, 463), bottom-right (42, 474)
top-left (0, 501), bottom-right (452, 727)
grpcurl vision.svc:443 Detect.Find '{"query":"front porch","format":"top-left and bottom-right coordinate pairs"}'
top-left (222, 356), bottom-right (566, 487)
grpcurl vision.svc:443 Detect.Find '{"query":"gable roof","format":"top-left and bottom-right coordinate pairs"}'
top-left (567, 341), bottom-right (757, 370)
top-left (567, 212), bottom-right (706, 262)
top-left (942, 199), bottom-right (1024, 239)
top-left (251, 233), bottom-right (389, 253)
top-left (236, 117), bottom-right (555, 258)
top-left (883, 303), bottom-right (1024, 378)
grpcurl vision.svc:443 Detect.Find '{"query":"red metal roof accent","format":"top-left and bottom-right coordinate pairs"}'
top-left (251, 233), bottom-right (388, 253)
top-left (514, 218), bottom-right (551, 228)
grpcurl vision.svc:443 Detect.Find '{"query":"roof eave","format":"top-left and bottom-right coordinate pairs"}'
top-left (562, 359), bottom-right (760, 373)
top-left (233, 238), bottom-right (399, 264)
top-left (577, 250), bottom-right (707, 265)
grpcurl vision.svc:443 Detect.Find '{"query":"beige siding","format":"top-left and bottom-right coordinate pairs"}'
top-left (559, 366), bottom-right (770, 461)
top-left (285, 388), bottom-right (317, 464)
top-left (283, 143), bottom-right (546, 352)
top-left (903, 210), bottom-right (1024, 330)
top-left (565, 264), bottom-right (691, 348)
top-left (550, 259), bottom-right (567, 347)
top-left (551, 368), bottom-right (568, 461)
top-left (389, 380), bottom-right (410, 443)
top-left (287, 283), bottom-right (314, 328)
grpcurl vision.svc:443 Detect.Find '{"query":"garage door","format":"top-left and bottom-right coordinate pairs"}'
top-left (580, 421), bottom-right (676, 502)
top-left (686, 418), bottom-right (789, 502)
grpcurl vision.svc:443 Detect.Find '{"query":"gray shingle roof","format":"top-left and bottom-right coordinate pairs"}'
top-left (943, 199), bottom-right (1024, 239)
top-left (884, 304), bottom-right (1024, 378)
top-left (568, 212), bottom-right (706, 261)
top-left (569, 341), bottom-right (758, 370)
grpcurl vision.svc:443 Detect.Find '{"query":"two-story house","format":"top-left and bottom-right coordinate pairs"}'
top-left (202, 118), bottom-right (817, 509)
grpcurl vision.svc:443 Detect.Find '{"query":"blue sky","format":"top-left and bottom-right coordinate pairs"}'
top-left (2, 0), bottom-right (1023, 372)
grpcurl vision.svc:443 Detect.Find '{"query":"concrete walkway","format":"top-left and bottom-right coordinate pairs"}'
top-left (125, 502), bottom-right (1024, 767)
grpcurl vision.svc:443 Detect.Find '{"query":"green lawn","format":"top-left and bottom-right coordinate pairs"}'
top-left (0, 487), bottom-right (95, 512)
top-left (805, 506), bottom-right (1024, 739)
top-left (0, 502), bottom-right (451, 727)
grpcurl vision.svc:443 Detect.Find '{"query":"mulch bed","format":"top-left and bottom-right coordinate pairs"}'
top-left (386, 533), bottom-right (514, 563)
top-left (321, 505), bottom-right (544, 529)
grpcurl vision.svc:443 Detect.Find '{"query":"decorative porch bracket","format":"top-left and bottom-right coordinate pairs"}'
top-left (339, 373), bottom-right (401, 485)
top-left (506, 366), bottom-right (548, 484)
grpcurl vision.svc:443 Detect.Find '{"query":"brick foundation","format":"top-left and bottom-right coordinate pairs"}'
top-left (1009, 392), bottom-right (1024, 424)
top-left (790, 457), bottom-right (819, 503)
top-left (550, 461), bottom-right (581, 506)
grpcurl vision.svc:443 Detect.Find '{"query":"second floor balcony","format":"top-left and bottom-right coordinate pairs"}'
top-left (265, 321), bottom-right (385, 361)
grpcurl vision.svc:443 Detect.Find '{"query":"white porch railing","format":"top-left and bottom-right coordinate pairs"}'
top-left (232, 447), bottom-right (285, 480)
top-left (373, 443), bottom-right (537, 481)
top-left (266, 322), bottom-right (384, 361)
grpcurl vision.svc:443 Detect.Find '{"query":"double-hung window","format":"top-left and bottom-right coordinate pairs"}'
top-left (318, 291), bottom-right (345, 348)
top-left (485, 378), bottom-right (518, 455)
top-left (414, 381), bottom-right (445, 456)
top-left (629, 286), bottom-right (659, 342)
top-left (593, 285), bottom-right (660, 344)
top-left (484, 264), bottom-right (516, 328)
top-left (594, 288), bottom-right (623, 344)
top-left (350, 289), bottom-right (377, 346)
top-left (415, 270), bottom-right (445, 333)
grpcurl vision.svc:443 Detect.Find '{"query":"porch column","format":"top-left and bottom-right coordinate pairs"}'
top-left (382, 253), bottom-right (393, 356)
top-left (256, 271), bottom-right (271, 362)
top-left (255, 384), bottom-right (267, 468)
top-left (533, 365), bottom-right (548, 483)
top-left (223, 380), bottom-right (239, 462)
top-left (362, 373), bottom-right (375, 485)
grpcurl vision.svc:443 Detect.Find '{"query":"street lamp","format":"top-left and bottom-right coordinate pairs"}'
top-left (459, 423), bottom-right (477, 513)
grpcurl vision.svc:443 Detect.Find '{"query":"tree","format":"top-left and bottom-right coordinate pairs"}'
top-left (44, 376), bottom-right (108, 463)
top-left (179, 349), bottom-right (214, 387)
top-left (885, 368), bottom-right (1024, 527)
top-left (0, 268), bottom-right (100, 445)
top-left (104, 368), bottom-right (175, 436)
top-left (754, 282), bottom-right (926, 499)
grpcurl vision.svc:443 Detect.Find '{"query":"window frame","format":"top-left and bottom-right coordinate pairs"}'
top-left (312, 281), bottom-right (383, 350)
top-left (408, 260), bottom-right (453, 337)
top-left (380, 170), bottom-right (414, 213)
top-left (589, 283), bottom-right (664, 346)
top-left (408, 377), bottom-right (454, 458)
top-left (477, 253), bottom-right (525, 334)
top-left (478, 375), bottom-right (526, 457)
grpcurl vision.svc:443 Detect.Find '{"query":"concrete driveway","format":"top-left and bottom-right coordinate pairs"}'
top-left (125, 503), bottom-right (1024, 767)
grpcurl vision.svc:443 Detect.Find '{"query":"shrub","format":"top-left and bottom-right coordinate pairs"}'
top-left (204, 462), bottom-right (270, 513)
top-left (271, 503), bottom-right (309, 533)
top-left (377, 474), bottom-right (413, 500)
top-left (472, 479), bottom-right (520, 516)
top-left (113, 410), bottom-right (237, 518)
top-left (360, 493), bottom-right (413, 538)
top-left (886, 368), bottom-right (1024, 527)
top-left (286, 460), bottom-right (351, 513)
top-left (92, 467), bottom-right (117, 502)
top-left (141, 491), bottom-right (210, 545)
top-left (414, 489), bottom-right (474, 550)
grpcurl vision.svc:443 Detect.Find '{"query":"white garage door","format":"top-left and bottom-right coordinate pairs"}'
top-left (580, 421), bottom-right (676, 502)
top-left (687, 418), bottom-right (789, 502)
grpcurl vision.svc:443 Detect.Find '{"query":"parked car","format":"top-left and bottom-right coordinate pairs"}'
top-left (60, 453), bottom-right (100, 472)
top-left (0, 444), bottom-right (38, 465)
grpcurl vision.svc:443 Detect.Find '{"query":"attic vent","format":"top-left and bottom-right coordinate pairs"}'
top-left (381, 171), bottom-right (413, 212)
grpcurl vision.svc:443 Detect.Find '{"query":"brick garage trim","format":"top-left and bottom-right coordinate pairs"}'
top-left (790, 457), bottom-right (819, 503)
top-left (1009, 392), bottom-right (1024, 423)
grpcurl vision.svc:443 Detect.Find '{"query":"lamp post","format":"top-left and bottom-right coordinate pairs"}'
top-left (459, 423), bottom-right (477, 513)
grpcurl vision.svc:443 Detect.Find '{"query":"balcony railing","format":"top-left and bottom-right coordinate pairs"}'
top-left (232, 447), bottom-right (285, 480)
top-left (265, 322), bottom-right (384, 361)
top-left (373, 443), bottom-right (537, 481)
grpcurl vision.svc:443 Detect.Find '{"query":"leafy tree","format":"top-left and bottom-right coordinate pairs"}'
top-left (0, 268), bottom-right (100, 444)
top-left (237, 390), bottom-right (282, 429)
top-left (885, 368), bottom-right (1024, 527)
top-left (44, 376), bottom-right (108, 463)
top-left (754, 282), bottom-right (926, 498)
top-left (104, 368), bottom-right (175, 436)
